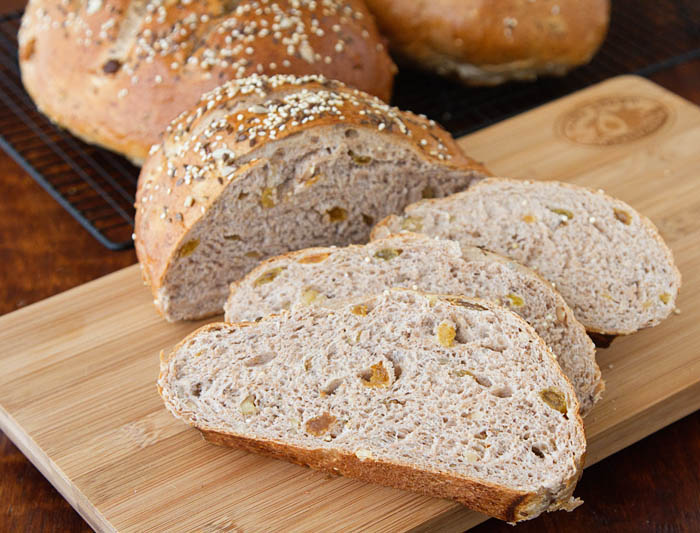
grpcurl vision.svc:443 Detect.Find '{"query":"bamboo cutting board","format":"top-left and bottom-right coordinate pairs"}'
top-left (1, 75), bottom-right (699, 532)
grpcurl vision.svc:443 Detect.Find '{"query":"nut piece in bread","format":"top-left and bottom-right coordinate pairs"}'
top-left (364, 0), bottom-right (610, 85)
top-left (134, 74), bottom-right (489, 321)
top-left (19, 0), bottom-right (397, 163)
top-left (372, 178), bottom-right (681, 336)
top-left (159, 289), bottom-right (586, 522)
top-left (225, 233), bottom-right (602, 414)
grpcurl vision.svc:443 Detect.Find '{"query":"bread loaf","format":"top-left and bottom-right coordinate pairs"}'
top-left (225, 233), bottom-right (602, 414)
top-left (18, 0), bottom-right (396, 163)
top-left (364, 0), bottom-right (609, 85)
top-left (135, 74), bottom-right (489, 321)
top-left (373, 178), bottom-right (681, 335)
top-left (159, 289), bottom-right (586, 522)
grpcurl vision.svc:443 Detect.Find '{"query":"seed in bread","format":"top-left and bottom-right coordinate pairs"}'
top-left (135, 74), bottom-right (490, 322)
top-left (18, 0), bottom-right (397, 163)
top-left (159, 289), bottom-right (586, 522)
top-left (372, 178), bottom-right (681, 336)
top-left (225, 233), bottom-right (602, 414)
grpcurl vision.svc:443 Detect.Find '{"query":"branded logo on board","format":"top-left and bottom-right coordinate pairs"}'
top-left (557, 96), bottom-right (669, 145)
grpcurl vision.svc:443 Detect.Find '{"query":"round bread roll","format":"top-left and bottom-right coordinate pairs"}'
top-left (364, 0), bottom-right (610, 85)
top-left (18, 0), bottom-right (396, 163)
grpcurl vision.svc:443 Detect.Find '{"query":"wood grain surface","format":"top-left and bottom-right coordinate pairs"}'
top-left (1, 73), bottom-right (699, 532)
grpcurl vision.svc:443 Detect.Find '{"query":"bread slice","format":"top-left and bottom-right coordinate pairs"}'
top-left (159, 289), bottom-right (586, 522)
top-left (134, 74), bottom-right (489, 322)
top-left (373, 178), bottom-right (681, 336)
top-left (225, 233), bottom-right (602, 414)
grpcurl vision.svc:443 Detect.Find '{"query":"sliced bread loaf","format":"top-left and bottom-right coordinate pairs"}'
top-left (159, 289), bottom-right (586, 522)
top-left (135, 74), bottom-right (489, 322)
top-left (373, 178), bottom-right (681, 336)
top-left (225, 233), bottom-right (602, 414)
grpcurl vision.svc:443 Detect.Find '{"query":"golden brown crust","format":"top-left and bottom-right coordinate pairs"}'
top-left (19, 0), bottom-right (397, 163)
top-left (134, 74), bottom-right (490, 312)
top-left (364, 0), bottom-right (610, 85)
top-left (200, 429), bottom-right (535, 521)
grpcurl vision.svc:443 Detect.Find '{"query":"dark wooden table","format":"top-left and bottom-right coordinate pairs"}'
top-left (1, 53), bottom-right (699, 532)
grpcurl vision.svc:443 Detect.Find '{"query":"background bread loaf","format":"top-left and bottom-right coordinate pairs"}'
top-left (364, 0), bottom-right (609, 85)
top-left (19, 0), bottom-right (396, 163)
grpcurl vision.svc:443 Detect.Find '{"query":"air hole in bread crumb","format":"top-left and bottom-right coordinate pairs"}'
top-left (474, 375), bottom-right (492, 388)
top-left (243, 352), bottom-right (275, 367)
top-left (191, 382), bottom-right (202, 397)
top-left (321, 378), bottom-right (343, 397)
top-left (385, 353), bottom-right (402, 380)
top-left (491, 386), bottom-right (513, 398)
top-left (344, 128), bottom-right (358, 138)
top-left (362, 213), bottom-right (374, 226)
top-left (531, 446), bottom-right (545, 459)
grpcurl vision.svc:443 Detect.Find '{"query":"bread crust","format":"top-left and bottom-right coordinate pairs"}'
top-left (134, 75), bottom-right (489, 318)
top-left (158, 292), bottom-right (585, 522)
top-left (19, 0), bottom-right (397, 163)
top-left (364, 0), bottom-right (610, 85)
top-left (371, 178), bottom-right (682, 336)
top-left (200, 429), bottom-right (532, 522)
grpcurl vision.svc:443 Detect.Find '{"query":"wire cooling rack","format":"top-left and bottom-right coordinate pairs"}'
top-left (1, 1), bottom-right (699, 249)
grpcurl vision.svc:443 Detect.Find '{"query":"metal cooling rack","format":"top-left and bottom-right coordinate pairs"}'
top-left (0, 12), bottom-right (138, 250)
top-left (1, 1), bottom-right (699, 250)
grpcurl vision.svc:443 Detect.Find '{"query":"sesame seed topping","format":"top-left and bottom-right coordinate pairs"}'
top-left (139, 73), bottom-right (456, 240)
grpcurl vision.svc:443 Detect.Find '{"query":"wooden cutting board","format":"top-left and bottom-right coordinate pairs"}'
top-left (1, 75), bottom-right (699, 532)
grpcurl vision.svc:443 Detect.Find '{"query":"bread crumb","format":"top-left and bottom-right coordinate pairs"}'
top-left (355, 449), bottom-right (372, 460)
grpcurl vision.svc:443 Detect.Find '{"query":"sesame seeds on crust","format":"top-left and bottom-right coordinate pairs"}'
top-left (136, 74), bottom-right (463, 221)
top-left (25, 0), bottom-right (385, 84)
